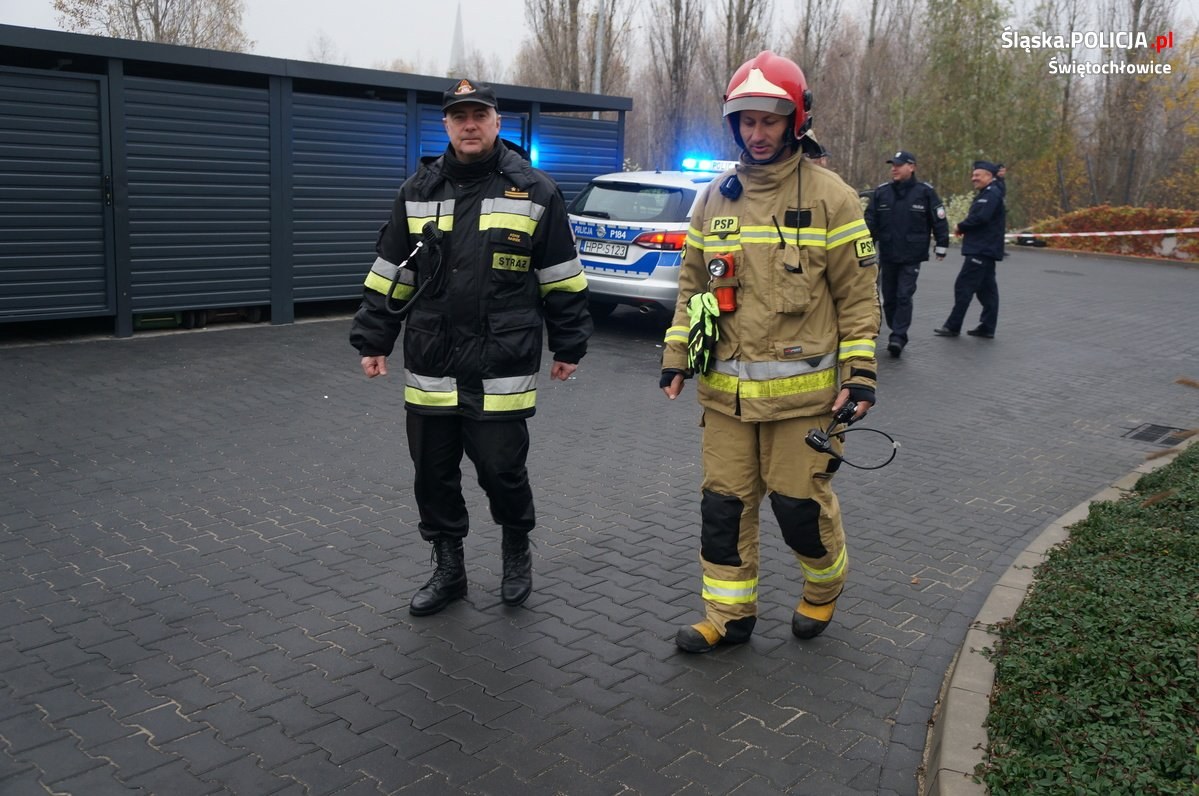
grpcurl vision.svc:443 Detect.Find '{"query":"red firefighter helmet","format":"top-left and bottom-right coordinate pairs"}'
top-left (722, 51), bottom-right (812, 141)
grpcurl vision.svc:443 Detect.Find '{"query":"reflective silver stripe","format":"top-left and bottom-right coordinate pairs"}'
top-left (405, 371), bottom-right (457, 392)
top-left (537, 256), bottom-right (583, 284)
top-left (369, 256), bottom-right (416, 286)
top-left (709, 353), bottom-right (837, 380)
top-left (404, 200), bottom-right (456, 219)
top-left (481, 197), bottom-right (545, 221)
top-left (483, 375), bottom-right (537, 394)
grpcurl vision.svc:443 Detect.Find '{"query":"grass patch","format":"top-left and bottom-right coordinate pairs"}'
top-left (978, 443), bottom-right (1199, 795)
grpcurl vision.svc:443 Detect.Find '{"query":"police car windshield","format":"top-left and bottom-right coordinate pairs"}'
top-left (568, 182), bottom-right (695, 224)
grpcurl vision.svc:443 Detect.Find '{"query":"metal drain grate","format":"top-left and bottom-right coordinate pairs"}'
top-left (1123, 423), bottom-right (1190, 446)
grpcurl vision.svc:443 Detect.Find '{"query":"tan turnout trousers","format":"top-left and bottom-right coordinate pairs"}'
top-left (698, 408), bottom-right (848, 633)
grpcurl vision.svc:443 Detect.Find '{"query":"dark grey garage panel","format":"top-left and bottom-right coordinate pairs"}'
top-left (0, 70), bottom-right (109, 320)
top-left (291, 93), bottom-right (407, 302)
top-left (537, 115), bottom-right (620, 200)
top-left (124, 76), bottom-right (270, 312)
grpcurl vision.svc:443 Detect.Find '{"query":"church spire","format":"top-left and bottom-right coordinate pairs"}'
top-left (448, 3), bottom-right (465, 76)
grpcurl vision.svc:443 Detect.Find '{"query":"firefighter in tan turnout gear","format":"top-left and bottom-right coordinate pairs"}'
top-left (661, 51), bottom-right (880, 653)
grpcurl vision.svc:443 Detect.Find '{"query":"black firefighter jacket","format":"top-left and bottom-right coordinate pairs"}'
top-left (350, 140), bottom-right (592, 420)
top-left (864, 176), bottom-right (950, 264)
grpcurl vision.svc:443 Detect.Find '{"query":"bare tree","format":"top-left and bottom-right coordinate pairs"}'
top-left (513, 0), bottom-right (631, 96)
top-left (521, 0), bottom-right (583, 91)
top-left (699, 0), bottom-right (771, 94)
top-left (1092, 0), bottom-right (1180, 204)
top-left (580, 0), bottom-right (634, 95)
top-left (306, 31), bottom-right (346, 66)
top-left (642, 0), bottom-right (707, 169)
top-left (54, 0), bottom-right (253, 51)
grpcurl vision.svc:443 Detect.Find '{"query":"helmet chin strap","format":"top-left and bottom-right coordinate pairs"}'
top-left (741, 129), bottom-right (798, 165)
top-left (728, 113), bottom-right (796, 164)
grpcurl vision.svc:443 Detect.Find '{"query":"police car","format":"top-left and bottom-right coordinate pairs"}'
top-left (568, 160), bottom-right (733, 318)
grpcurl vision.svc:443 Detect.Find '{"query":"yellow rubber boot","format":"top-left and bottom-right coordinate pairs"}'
top-left (675, 616), bottom-right (756, 653)
top-left (792, 598), bottom-right (836, 640)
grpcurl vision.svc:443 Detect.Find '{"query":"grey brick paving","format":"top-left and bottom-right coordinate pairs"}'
top-left (1, 250), bottom-right (1197, 795)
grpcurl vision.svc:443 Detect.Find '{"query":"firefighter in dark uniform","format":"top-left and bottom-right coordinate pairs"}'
top-left (350, 79), bottom-right (592, 616)
top-left (864, 151), bottom-right (949, 357)
top-left (935, 160), bottom-right (1006, 338)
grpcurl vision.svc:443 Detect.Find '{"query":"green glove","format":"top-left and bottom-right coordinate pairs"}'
top-left (686, 292), bottom-right (720, 374)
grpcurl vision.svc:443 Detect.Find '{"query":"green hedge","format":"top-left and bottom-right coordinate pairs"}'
top-left (979, 443), bottom-right (1199, 795)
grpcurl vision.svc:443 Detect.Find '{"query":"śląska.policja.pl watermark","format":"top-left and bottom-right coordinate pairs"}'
top-left (1001, 27), bottom-right (1176, 75)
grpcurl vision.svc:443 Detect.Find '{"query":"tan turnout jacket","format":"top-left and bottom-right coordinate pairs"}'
top-left (663, 149), bottom-right (880, 421)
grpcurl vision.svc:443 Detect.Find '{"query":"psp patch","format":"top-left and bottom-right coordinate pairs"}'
top-left (709, 216), bottom-right (739, 236)
top-left (854, 238), bottom-right (877, 260)
top-left (492, 252), bottom-right (531, 272)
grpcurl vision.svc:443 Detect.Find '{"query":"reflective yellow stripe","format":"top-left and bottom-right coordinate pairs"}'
top-left (700, 369), bottom-right (739, 394)
top-left (407, 216), bottom-right (454, 234)
top-left (686, 227), bottom-right (704, 248)
top-left (739, 369), bottom-right (837, 399)
top-left (365, 271), bottom-right (415, 300)
top-left (483, 391), bottom-right (536, 412)
top-left (827, 219), bottom-right (870, 249)
top-left (405, 386), bottom-right (458, 407)
top-left (701, 368), bottom-right (836, 398)
top-left (480, 212), bottom-right (538, 235)
top-left (664, 325), bottom-right (688, 344)
top-left (838, 339), bottom-right (876, 360)
top-left (801, 547), bottom-right (847, 583)
top-left (702, 575), bottom-right (758, 604)
top-left (539, 272), bottom-right (588, 296)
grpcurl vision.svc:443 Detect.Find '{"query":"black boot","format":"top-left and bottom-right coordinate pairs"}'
top-left (500, 528), bottom-right (532, 606)
top-left (409, 537), bottom-right (467, 616)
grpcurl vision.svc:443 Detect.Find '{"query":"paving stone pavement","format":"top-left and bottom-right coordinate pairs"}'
top-left (1, 249), bottom-right (1196, 796)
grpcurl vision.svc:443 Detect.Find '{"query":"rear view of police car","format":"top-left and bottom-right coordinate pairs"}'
top-left (568, 164), bottom-right (727, 318)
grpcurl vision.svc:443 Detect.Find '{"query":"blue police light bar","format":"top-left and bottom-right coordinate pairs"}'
top-left (681, 157), bottom-right (737, 173)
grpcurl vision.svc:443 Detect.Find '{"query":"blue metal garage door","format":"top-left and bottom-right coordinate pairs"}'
top-left (123, 76), bottom-right (270, 312)
top-left (0, 69), bottom-right (110, 321)
top-left (537, 115), bottom-right (620, 200)
top-left (291, 92), bottom-right (407, 302)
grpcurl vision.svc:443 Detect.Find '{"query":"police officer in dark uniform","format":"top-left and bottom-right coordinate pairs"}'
top-left (935, 160), bottom-right (1006, 338)
top-left (864, 151), bottom-right (949, 357)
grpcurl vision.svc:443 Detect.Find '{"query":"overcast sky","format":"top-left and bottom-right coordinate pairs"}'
top-left (0, 0), bottom-right (529, 76)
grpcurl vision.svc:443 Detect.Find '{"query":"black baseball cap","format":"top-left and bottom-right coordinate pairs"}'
top-left (442, 79), bottom-right (498, 111)
top-left (887, 150), bottom-right (916, 165)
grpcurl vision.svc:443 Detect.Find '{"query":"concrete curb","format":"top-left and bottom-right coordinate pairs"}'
top-left (921, 436), bottom-right (1197, 796)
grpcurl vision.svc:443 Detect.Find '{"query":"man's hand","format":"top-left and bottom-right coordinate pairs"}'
top-left (661, 371), bottom-right (685, 400)
top-left (361, 356), bottom-right (388, 378)
top-left (832, 388), bottom-right (872, 422)
top-left (550, 361), bottom-right (577, 381)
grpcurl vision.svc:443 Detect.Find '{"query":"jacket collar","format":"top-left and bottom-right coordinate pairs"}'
top-left (735, 147), bottom-right (804, 194)
top-left (414, 139), bottom-right (535, 198)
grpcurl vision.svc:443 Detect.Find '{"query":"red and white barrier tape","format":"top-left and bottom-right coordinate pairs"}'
top-left (1007, 227), bottom-right (1199, 238)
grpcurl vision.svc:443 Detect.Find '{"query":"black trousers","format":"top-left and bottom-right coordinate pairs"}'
top-left (878, 259), bottom-right (921, 347)
top-left (406, 413), bottom-right (535, 541)
top-left (944, 256), bottom-right (999, 333)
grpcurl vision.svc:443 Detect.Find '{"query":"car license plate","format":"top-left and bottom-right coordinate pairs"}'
top-left (580, 240), bottom-right (628, 259)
